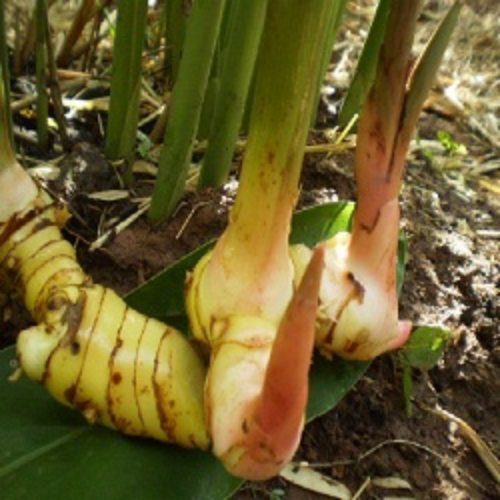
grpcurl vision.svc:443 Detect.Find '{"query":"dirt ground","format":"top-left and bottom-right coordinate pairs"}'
top-left (1, 1), bottom-right (499, 499)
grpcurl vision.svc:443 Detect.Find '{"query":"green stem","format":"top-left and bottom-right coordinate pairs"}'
top-left (198, 0), bottom-right (268, 189)
top-left (195, 37), bottom-right (221, 142)
top-left (0, 56), bottom-right (15, 170)
top-left (232, 0), bottom-right (331, 256)
top-left (0, 0), bottom-right (13, 154)
top-left (164, 0), bottom-right (189, 85)
top-left (311, 0), bottom-right (348, 127)
top-left (104, 0), bottom-right (149, 172)
top-left (187, 2), bottom-right (337, 478)
top-left (35, 0), bottom-right (49, 152)
top-left (148, 0), bottom-right (227, 222)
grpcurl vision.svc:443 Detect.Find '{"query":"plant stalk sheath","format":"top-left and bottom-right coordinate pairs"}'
top-left (198, 0), bottom-right (268, 189)
top-left (149, 0), bottom-right (227, 222)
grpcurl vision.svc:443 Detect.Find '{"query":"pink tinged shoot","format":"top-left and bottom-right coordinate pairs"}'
top-left (301, 0), bottom-right (461, 361)
top-left (207, 245), bottom-right (324, 480)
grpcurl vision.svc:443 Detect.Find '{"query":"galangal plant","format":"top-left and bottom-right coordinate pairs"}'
top-left (293, 0), bottom-right (461, 361)
top-left (185, 0), bottom-right (333, 479)
top-left (0, 0), bottom-right (460, 497)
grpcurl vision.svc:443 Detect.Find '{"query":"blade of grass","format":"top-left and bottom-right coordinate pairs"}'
top-left (148, 0), bottom-right (227, 223)
top-left (80, 1), bottom-right (113, 71)
top-left (14, 0), bottom-right (57, 75)
top-left (0, 58), bottom-right (15, 169)
top-left (195, 1), bottom-right (243, 143)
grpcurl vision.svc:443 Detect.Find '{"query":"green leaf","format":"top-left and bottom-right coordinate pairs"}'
top-left (399, 325), bottom-right (452, 416)
top-left (436, 130), bottom-right (467, 156)
top-left (402, 362), bottom-right (414, 417)
top-left (400, 325), bottom-right (452, 371)
top-left (307, 355), bottom-right (368, 420)
top-left (290, 201), bottom-right (354, 247)
top-left (0, 347), bottom-right (241, 499)
top-left (396, 231), bottom-right (408, 297)
top-left (402, 1), bottom-right (462, 139)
